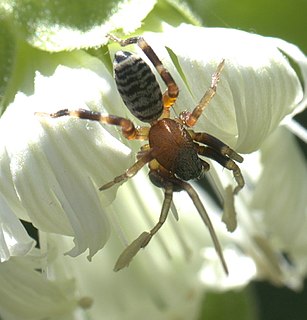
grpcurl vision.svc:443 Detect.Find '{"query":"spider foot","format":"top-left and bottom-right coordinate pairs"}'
top-left (221, 146), bottom-right (244, 163)
top-left (211, 59), bottom-right (225, 88)
top-left (34, 111), bottom-right (50, 117)
top-left (233, 169), bottom-right (245, 194)
top-left (99, 174), bottom-right (128, 190)
top-left (226, 162), bottom-right (245, 195)
top-left (114, 232), bottom-right (151, 271)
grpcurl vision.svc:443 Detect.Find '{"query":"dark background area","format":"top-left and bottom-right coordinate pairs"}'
top-left (254, 279), bottom-right (307, 320)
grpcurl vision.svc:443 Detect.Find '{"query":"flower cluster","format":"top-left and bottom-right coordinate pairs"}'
top-left (0, 3), bottom-right (306, 319)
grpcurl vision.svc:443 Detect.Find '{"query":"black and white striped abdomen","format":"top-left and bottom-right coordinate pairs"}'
top-left (113, 51), bottom-right (163, 123)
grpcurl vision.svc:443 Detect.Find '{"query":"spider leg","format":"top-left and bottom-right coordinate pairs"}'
top-left (107, 34), bottom-right (179, 110)
top-left (99, 150), bottom-right (154, 190)
top-left (114, 183), bottom-right (173, 271)
top-left (149, 168), bottom-right (228, 274)
top-left (36, 108), bottom-right (149, 140)
top-left (175, 179), bottom-right (228, 275)
top-left (179, 60), bottom-right (225, 127)
top-left (141, 183), bottom-right (173, 247)
top-left (189, 130), bottom-right (243, 163)
top-left (196, 145), bottom-right (245, 194)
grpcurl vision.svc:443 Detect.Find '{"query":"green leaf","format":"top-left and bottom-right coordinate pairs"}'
top-left (199, 287), bottom-right (259, 320)
top-left (0, 18), bottom-right (16, 113)
top-left (186, 0), bottom-right (307, 54)
top-left (4, 0), bottom-right (157, 51)
top-left (141, 0), bottom-right (201, 32)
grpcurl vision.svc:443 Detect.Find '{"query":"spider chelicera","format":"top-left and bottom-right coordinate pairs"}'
top-left (37, 34), bottom-right (244, 274)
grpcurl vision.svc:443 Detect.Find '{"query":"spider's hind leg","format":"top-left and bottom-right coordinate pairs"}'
top-left (175, 179), bottom-right (228, 274)
top-left (114, 167), bottom-right (228, 274)
top-left (107, 33), bottom-right (179, 110)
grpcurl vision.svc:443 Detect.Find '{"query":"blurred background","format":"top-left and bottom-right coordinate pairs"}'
top-left (185, 0), bottom-right (307, 319)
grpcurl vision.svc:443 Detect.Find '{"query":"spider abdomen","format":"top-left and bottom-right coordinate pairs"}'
top-left (114, 51), bottom-right (163, 123)
top-left (149, 118), bottom-right (203, 181)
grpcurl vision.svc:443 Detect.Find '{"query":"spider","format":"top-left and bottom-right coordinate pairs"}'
top-left (37, 34), bottom-right (244, 274)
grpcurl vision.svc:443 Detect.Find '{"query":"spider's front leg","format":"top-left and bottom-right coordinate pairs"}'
top-left (179, 59), bottom-right (225, 127)
top-left (190, 130), bottom-right (245, 194)
top-left (190, 130), bottom-right (243, 163)
top-left (36, 109), bottom-right (154, 189)
top-left (36, 108), bottom-right (149, 140)
top-left (197, 145), bottom-right (244, 194)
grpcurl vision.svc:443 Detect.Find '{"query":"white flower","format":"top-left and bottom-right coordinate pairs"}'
top-left (0, 24), bottom-right (306, 319)
top-left (0, 252), bottom-right (78, 320)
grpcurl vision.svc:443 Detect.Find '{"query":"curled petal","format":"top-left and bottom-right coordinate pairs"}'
top-left (0, 194), bottom-right (36, 262)
top-left (0, 256), bottom-right (77, 319)
top-left (142, 24), bottom-right (304, 153)
top-left (250, 127), bottom-right (307, 250)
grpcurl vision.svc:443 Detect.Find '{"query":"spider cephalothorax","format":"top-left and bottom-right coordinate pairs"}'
top-left (38, 34), bottom-right (244, 274)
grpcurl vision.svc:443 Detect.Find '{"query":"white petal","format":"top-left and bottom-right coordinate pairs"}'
top-left (267, 36), bottom-right (307, 115)
top-left (0, 256), bottom-right (77, 319)
top-left (0, 53), bottom-right (132, 259)
top-left (250, 126), bottom-right (307, 249)
top-left (143, 24), bottom-right (304, 152)
top-left (53, 231), bottom-right (204, 320)
top-left (0, 194), bottom-right (36, 262)
top-left (200, 247), bottom-right (256, 290)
